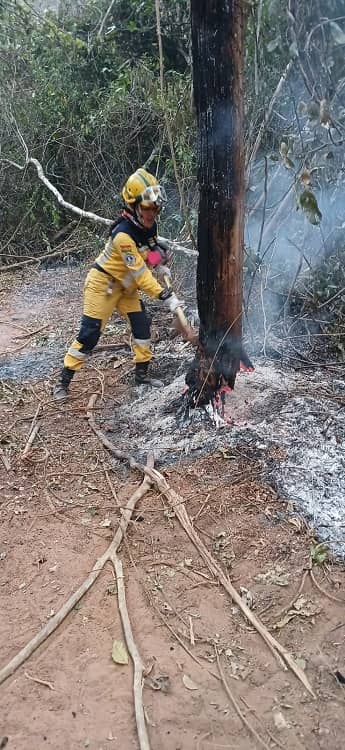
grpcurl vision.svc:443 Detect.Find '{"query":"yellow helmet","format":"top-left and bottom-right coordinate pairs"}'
top-left (122, 168), bottom-right (167, 207)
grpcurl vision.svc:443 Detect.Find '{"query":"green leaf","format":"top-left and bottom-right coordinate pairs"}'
top-left (111, 639), bottom-right (129, 665)
top-left (311, 543), bottom-right (329, 566)
top-left (299, 190), bottom-right (322, 225)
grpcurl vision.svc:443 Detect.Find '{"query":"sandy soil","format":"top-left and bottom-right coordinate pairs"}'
top-left (1, 266), bottom-right (345, 750)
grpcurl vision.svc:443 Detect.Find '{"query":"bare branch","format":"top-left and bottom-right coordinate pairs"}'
top-left (246, 60), bottom-right (294, 179)
top-left (97, 0), bottom-right (116, 38)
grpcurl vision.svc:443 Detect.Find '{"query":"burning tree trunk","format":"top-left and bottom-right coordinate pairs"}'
top-left (187, 0), bottom-right (253, 408)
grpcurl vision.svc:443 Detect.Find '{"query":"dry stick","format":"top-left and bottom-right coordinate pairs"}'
top-left (21, 420), bottom-right (42, 459)
top-left (240, 697), bottom-right (286, 750)
top-left (246, 60), bottom-right (294, 178)
top-left (14, 324), bottom-right (49, 340)
top-left (309, 569), bottom-right (345, 605)
top-left (24, 671), bottom-right (55, 691)
top-left (0, 468), bottom-right (153, 686)
top-left (215, 647), bottom-right (271, 750)
top-left (154, 478), bottom-right (314, 696)
top-left (0, 245), bottom-right (86, 273)
top-left (0, 320), bottom-right (32, 332)
top-left (26, 404), bottom-right (41, 441)
top-left (112, 553), bottom-right (151, 750)
top-left (97, 0), bottom-right (116, 37)
top-left (4, 340), bottom-right (31, 355)
top-left (87, 397), bottom-right (315, 697)
top-left (93, 342), bottom-right (130, 353)
top-left (0, 447), bottom-right (11, 472)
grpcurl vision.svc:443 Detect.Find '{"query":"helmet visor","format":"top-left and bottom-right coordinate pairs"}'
top-left (139, 185), bottom-right (167, 207)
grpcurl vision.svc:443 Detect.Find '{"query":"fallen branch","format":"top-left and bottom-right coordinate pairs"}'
top-left (148, 473), bottom-right (315, 697)
top-left (5, 152), bottom-right (112, 227)
top-left (0, 245), bottom-right (86, 274)
top-left (0, 447), bottom-right (11, 472)
top-left (0, 463), bottom-right (153, 686)
top-left (86, 395), bottom-right (315, 697)
top-left (93, 342), bottom-right (130, 353)
top-left (21, 420), bottom-right (42, 460)
top-left (112, 553), bottom-right (151, 750)
top-left (14, 325), bottom-right (49, 340)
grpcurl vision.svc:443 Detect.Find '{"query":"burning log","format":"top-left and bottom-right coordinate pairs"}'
top-left (187, 0), bottom-right (253, 410)
top-left (186, 331), bottom-right (254, 408)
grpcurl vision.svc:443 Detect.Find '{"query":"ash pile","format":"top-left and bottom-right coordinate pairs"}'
top-left (106, 357), bottom-right (345, 557)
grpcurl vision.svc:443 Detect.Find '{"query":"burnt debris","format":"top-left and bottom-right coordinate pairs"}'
top-left (184, 330), bottom-right (254, 412)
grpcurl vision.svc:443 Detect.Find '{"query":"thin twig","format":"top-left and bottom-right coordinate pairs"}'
top-left (240, 697), bottom-right (286, 750)
top-left (215, 647), bottom-right (271, 750)
top-left (309, 569), bottom-right (345, 604)
top-left (112, 554), bottom-right (151, 750)
top-left (246, 60), bottom-right (294, 177)
top-left (0, 447), bottom-right (11, 472)
top-left (24, 671), bottom-right (55, 691)
top-left (97, 0), bottom-right (116, 37)
top-left (14, 325), bottom-right (49, 340)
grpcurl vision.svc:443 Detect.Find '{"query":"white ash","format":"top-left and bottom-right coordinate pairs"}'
top-left (226, 375), bottom-right (345, 558)
top-left (107, 372), bottom-right (224, 463)
top-left (107, 362), bottom-right (345, 558)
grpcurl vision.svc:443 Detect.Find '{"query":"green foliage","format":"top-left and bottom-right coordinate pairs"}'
top-left (0, 0), bottom-right (192, 254)
top-left (310, 543), bottom-right (329, 567)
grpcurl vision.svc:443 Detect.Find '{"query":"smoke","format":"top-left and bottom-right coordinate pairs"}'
top-left (242, 58), bottom-right (345, 358)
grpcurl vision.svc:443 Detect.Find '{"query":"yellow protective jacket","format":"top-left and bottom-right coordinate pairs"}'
top-left (94, 214), bottom-right (163, 299)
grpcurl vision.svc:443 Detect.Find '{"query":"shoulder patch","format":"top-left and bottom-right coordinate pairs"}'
top-left (124, 253), bottom-right (136, 267)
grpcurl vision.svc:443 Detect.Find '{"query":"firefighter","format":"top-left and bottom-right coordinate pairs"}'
top-left (53, 168), bottom-right (183, 400)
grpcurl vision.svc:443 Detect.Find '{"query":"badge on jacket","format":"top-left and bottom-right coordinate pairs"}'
top-left (125, 254), bottom-right (136, 267)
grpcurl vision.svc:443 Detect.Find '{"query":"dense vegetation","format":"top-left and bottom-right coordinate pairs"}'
top-left (1, 0), bottom-right (195, 254)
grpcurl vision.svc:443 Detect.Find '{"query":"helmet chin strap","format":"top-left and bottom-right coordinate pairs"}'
top-left (135, 204), bottom-right (144, 223)
top-left (122, 205), bottom-right (145, 229)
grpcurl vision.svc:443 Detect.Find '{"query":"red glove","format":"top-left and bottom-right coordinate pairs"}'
top-left (147, 248), bottom-right (163, 267)
top-left (147, 243), bottom-right (172, 267)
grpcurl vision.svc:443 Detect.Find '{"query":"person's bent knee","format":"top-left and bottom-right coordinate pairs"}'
top-left (127, 305), bottom-right (151, 341)
top-left (77, 315), bottom-right (102, 352)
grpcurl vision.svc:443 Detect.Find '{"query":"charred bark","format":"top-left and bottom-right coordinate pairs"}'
top-left (188, 0), bottom-right (252, 408)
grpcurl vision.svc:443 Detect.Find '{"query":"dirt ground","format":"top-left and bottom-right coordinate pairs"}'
top-left (1, 266), bottom-right (345, 750)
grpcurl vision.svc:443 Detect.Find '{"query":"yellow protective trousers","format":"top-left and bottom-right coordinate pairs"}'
top-left (64, 268), bottom-right (152, 372)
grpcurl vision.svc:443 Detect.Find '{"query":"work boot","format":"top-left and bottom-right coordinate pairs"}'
top-left (135, 362), bottom-right (163, 388)
top-left (53, 367), bottom-right (75, 401)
